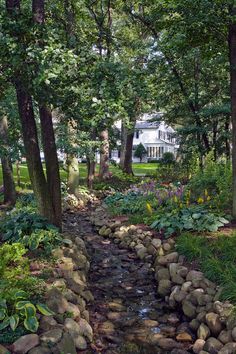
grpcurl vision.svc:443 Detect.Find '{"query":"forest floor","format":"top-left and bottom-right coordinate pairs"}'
top-left (64, 207), bottom-right (189, 354)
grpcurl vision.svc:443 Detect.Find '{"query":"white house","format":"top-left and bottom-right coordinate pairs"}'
top-left (110, 113), bottom-right (179, 163)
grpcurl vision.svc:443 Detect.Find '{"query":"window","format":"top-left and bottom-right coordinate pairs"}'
top-left (135, 130), bottom-right (139, 139)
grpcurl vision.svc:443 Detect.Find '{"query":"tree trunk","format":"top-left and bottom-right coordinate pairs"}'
top-left (99, 129), bottom-right (110, 180)
top-left (0, 116), bottom-right (16, 205)
top-left (119, 120), bottom-right (126, 169)
top-left (87, 158), bottom-right (96, 189)
top-left (15, 81), bottom-right (53, 218)
top-left (39, 106), bottom-right (62, 228)
top-left (67, 154), bottom-right (79, 194)
top-left (225, 117), bottom-right (231, 159)
top-left (229, 16), bottom-right (236, 218)
top-left (123, 129), bottom-right (134, 175)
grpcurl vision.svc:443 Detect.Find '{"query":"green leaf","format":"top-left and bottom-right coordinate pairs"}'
top-left (10, 314), bottom-right (19, 331)
top-left (36, 304), bottom-right (55, 316)
top-left (14, 290), bottom-right (28, 300)
top-left (0, 309), bottom-right (6, 321)
top-left (192, 213), bottom-right (202, 219)
top-left (24, 316), bottom-right (39, 332)
top-left (25, 304), bottom-right (36, 318)
top-left (0, 318), bottom-right (10, 330)
top-left (15, 301), bottom-right (31, 310)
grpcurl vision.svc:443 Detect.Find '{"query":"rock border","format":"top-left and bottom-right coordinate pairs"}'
top-left (91, 205), bottom-right (236, 354)
top-left (3, 234), bottom-right (93, 354)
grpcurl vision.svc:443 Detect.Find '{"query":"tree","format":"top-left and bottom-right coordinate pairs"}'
top-left (134, 143), bottom-right (146, 162)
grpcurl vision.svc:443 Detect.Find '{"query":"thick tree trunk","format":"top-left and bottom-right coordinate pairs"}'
top-left (15, 81), bottom-right (53, 218)
top-left (0, 116), bottom-right (16, 205)
top-left (99, 129), bottom-right (110, 180)
top-left (229, 17), bottom-right (236, 218)
top-left (39, 106), bottom-right (62, 228)
top-left (225, 117), bottom-right (231, 159)
top-left (123, 129), bottom-right (134, 175)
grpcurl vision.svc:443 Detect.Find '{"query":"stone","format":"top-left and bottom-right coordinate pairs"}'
top-left (73, 336), bottom-right (87, 350)
top-left (0, 345), bottom-right (10, 354)
top-left (205, 312), bottom-right (222, 336)
top-left (12, 335), bottom-right (40, 354)
top-left (64, 318), bottom-right (93, 343)
top-left (169, 263), bottom-right (185, 284)
top-left (28, 347), bottom-right (51, 354)
top-left (176, 332), bottom-right (193, 342)
top-left (181, 281), bottom-right (192, 292)
top-left (189, 319), bottom-right (200, 331)
top-left (157, 338), bottom-right (182, 350)
top-left (186, 271), bottom-right (204, 282)
top-left (156, 268), bottom-right (170, 281)
top-left (39, 316), bottom-right (57, 332)
top-left (174, 290), bottom-right (188, 303)
top-left (157, 279), bottom-right (172, 296)
top-left (218, 330), bottom-right (233, 344)
top-left (231, 327), bottom-right (236, 341)
top-left (203, 337), bottom-right (223, 353)
top-left (46, 288), bottom-right (68, 314)
top-left (99, 321), bottom-right (115, 334)
top-left (197, 323), bottom-right (210, 340)
top-left (163, 243), bottom-right (172, 252)
top-left (157, 252), bottom-right (179, 265)
top-left (54, 332), bottom-right (76, 354)
top-left (65, 302), bottom-right (80, 319)
top-left (182, 300), bottom-right (196, 319)
top-left (40, 329), bottom-right (63, 345)
top-left (193, 339), bottom-right (206, 354)
top-left (218, 342), bottom-right (236, 354)
top-left (151, 238), bottom-right (162, 249)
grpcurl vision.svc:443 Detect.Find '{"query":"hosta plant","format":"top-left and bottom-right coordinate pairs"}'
top-left (0, 290), bottom-right (54, 333)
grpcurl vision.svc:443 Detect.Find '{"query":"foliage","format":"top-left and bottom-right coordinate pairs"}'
top-left (176, 232), bottom-right (236, 303)
top-left (134, 143), bottom-right (147, 162)
top-left (94, 170), bottom-right (139, 191)
top-left (150, 205), bottom-right (229, 237)
top-left (0, 290), bottom-right (54, 333)
top-left (0, 210), bottom-right (58, 244)
top-left (159, 152), bottom-right (175, 165)
top-left (21, 229), bottom-right (62, 255)
top-left (188, 156), bottom-right (232, 210)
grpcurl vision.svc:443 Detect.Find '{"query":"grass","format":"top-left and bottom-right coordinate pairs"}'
top-left (0, 162), bottom-right (158, 187)
top-left (176, 231), bottom-right (236, 303)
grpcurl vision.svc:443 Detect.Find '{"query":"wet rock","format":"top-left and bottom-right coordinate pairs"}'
top-left (193, 339), bottom-right (206, 354)
top-left (197, 323), bottom-right (210, 340)
top-left (205, 312), bottom-right (222, 336)
top-left (203, 337), bottom-right (223, 353)
top-left (98, 321), bottom-right (115, 334)
top-left (12, 334), bottom-right (40, 354)
top-left (176, 332), bottom-right (193, 342)
top-left (189, 319), bottom-right (200, 331)
top-left (158, 279), bottom-right (172, 296)
top-left (108, 301), bottom-right (126, 312)
top-left (40, 329), bottom-right (63, 346)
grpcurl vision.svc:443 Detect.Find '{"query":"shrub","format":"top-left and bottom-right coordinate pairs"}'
top-left (150, 205), bottom-right (229, 237)
top-left (0, 210), bottom-right (58, 243)
top-left (159, 152), bottom-right (175, 165)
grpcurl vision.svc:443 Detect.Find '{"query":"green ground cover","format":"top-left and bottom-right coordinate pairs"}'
top-left (176, 231), bottom-right (236, 304)
top-left (0, 162), bottom-right (158, 187)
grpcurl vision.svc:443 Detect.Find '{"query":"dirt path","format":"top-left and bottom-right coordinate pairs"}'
top-left (64, 209), bottom-right (188, 354)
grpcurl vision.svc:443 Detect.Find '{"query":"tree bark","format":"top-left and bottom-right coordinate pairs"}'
top-left (87, 158), bottom-right (96, 189)
top-left (66, 119), bottom-right (79, 194)
top-left (16, 160), bottom-right (21, 187)
top-left (229, 14), bottom-right (236, 218)
top-left (99, 129), bottom-right (110, 180)
top-left (119, 120), bottom-right (127, 169)
top-left (0, 116), bottom-right (16, 205)
top-left (39, 106), bottom-right (62, 228)
top-left (15, 81), bottom-right (53, 218)
top-left (123, 128), bottom-right (134, 175)
top-left (225, 117), bottom-right (231, 159)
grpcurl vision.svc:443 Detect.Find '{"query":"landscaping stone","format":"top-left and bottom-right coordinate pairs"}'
top-left (40, 329), bottom-right (63, 346)
top-left (218, 342), bottom-right (236, 354)
top-left (182, 300), bottom-right (196, 319)
top-left (12, 334), bottom-right (40, 354)
top-left (203, 337), bottom-right (224, 353)
top-left (218, 330), bottom-right (233, 344)
top-left (157, 252), bottom-right (179, 265)
top-left (193, 339), bottom-right (206, 354)
top-left (197, 323), bottom-right (211, 340)
top-left (46, 288), bottom-right (68, 314)
top-left (157, 338), bottom-right (183, 350)
top-left (0, 345), bottom-right (10, 354)
top-left (205, 312), bottom-right (222, 335)
top-left (28, 346), bottom-right (51, 354)
top-left (158, 279), bottom-right (172, 296)
top-left (53, 332), bottom-right (76, 354)
top-left (39, 316), bottom-right (58, 332)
